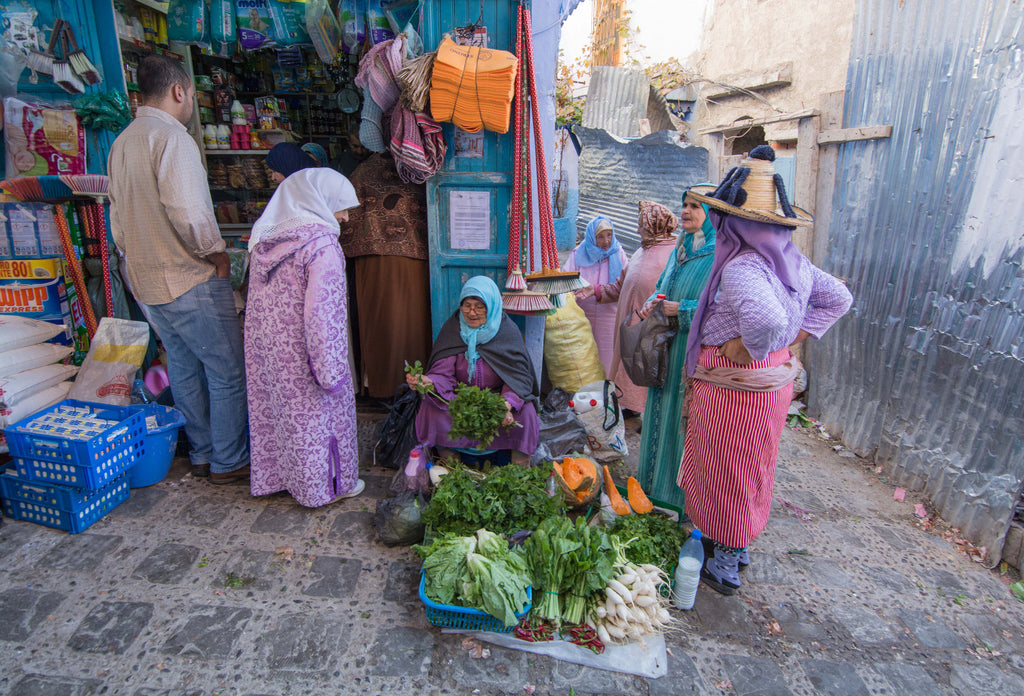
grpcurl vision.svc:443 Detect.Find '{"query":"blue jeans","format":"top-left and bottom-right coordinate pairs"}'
top-left (142, 277), bottom-right (249, 474)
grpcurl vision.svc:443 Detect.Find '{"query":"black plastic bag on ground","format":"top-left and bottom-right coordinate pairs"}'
top-left (530, 388), bottom-right (591, 466)
top-left (374, 384), bottom-right (422, 469)
top-left (374, 491), bottom-right (426, 546)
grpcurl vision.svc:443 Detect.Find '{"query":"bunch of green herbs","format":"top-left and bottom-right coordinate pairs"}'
top-left (448, 383), bottom-right (510, 449)
top-left (415, 528), bottom-right (531, 627)
top-left (522, 516), bottom-right (616, 625)
top-left (422, 461), bottom-right (565, 537)
top-left (610, 512), bottom-right (689, 572)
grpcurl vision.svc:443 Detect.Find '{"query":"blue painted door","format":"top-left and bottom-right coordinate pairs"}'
top-left (421, 0), bottom-right (517, 338)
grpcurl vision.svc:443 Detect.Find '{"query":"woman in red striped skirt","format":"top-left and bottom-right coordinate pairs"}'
top-left (679, 145), bottom-right (853, 595)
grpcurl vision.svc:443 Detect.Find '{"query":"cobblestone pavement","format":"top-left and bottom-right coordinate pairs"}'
top-left (1, 414), bottom-right (1023, 696)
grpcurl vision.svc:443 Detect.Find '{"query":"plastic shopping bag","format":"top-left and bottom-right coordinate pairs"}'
top-left (67, 318), bottom-right (149, 405)
top-left (573, 380), bottom-right (627, 464)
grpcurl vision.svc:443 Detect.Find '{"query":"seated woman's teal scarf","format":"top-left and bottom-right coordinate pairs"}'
top-left (459, 276), bottom-right (504, 380)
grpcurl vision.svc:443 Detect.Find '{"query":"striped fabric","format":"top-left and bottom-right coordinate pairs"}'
top-left (678, 344), bottom-right (794, 549)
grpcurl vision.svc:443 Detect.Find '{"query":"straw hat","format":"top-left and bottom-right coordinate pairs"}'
top-left (687, 145), bottom-right (813, 228)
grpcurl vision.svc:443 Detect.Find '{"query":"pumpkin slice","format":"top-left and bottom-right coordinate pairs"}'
top-left (626, 476), bottom-right (654, 514)
top-left (603, 465), bottom-right (632, 515)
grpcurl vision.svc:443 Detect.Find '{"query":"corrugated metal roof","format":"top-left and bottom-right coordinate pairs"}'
top-left (573, 126), bottom-right (708, 254)
top-left (581, 66), bottom-right (682, 138)
top-left (809, 0), bottom-right (1024, 565)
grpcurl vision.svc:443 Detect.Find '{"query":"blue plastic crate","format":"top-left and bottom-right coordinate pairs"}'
top-left (6, 400), bottom-right (145, 490)
top-left (419, 572), bottom-right (531, 633)
top-left (0, 470), bottom-right (129, 533)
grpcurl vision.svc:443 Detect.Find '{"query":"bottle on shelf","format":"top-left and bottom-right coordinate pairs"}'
top-left (203, 124), bottom-right (218, 150)
top-left (216, 124), bottom-right (231, 150)
top-left (671, 528), bottom-right (704, 610)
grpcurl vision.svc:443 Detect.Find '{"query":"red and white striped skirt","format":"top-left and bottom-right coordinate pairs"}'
top-left (677, 345), bottom-right (794, 549)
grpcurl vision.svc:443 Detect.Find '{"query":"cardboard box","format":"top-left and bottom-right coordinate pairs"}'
top-left (0, 258), bottom-right (89, 363)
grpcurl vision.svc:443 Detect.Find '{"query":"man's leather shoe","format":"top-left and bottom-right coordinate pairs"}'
top-left (210, 464), bottom-right (250, 485)
top-left (192, 463), bottom-right (210, 478)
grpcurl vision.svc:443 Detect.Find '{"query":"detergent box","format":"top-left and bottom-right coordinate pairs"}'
top-left (0, 203), bottom-right (62, 259)
top-left (0, 258), bottom-right (89, 363)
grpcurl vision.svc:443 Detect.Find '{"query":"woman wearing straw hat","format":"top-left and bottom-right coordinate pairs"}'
top-left (680, 145), bottom-right (853, 596)
top-left (633, 188), bottom-right (718, 513)
top-left (565, 216), bottom-right (630, 375)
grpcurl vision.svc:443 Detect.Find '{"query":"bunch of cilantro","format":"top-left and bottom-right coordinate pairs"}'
top-left (610, 513), bottom-right (689, 572)
top-left (422, 461), bottom-right (565, 537)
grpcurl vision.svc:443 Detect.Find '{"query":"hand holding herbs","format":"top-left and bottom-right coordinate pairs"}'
top-left (448, 383), bottom-right (515, 449)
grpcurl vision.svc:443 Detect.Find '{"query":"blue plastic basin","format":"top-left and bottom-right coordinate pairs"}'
top-left (128, 404), bottom-right (186, 488)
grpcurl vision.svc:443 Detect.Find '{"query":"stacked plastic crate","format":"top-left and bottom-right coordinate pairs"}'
top-left (0, 399), bottom-right (144, 533)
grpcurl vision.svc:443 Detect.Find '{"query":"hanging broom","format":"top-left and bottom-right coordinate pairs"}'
top-left (52, 23), bottom-right (84, 94)
top-left (63, 23), bottom-right (102, 86)
top-left (516, 5), bottom-right (584, 295)
top-left (27, 21), bottom-right (60, 77)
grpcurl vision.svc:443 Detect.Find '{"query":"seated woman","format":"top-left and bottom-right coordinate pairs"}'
top-left (406, 276), bottom-right (540, 465)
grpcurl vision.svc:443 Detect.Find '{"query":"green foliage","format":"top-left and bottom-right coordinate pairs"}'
top-left (610, 513), bottom-right (688, 571)
top-left (422, 461), bottom-right (565, 537)
top-left (448, 383), bottom-right (510, 449)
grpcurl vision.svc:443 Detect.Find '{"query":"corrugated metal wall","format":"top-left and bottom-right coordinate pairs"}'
top-left (810, 0), bottom-right (1024, 564)
top-left (574, 126), bottom-right (708, 253)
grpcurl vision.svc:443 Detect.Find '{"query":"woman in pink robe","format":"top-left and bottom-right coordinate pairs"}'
top-left (245, 168), bottom-right (364, 507)
top-left (563, 216), bottom-right (629, 374)
top-left (599, 201), bottom-right (680, 413)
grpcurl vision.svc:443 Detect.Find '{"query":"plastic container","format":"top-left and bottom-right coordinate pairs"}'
top-left (419, 571), bottom-right (531, 633)
top-left (656, 294), bottom-right (666, 300)
top-left (0, 469), bottom-right (130, 533)
top-left (570, 392), bottom-right (601, 415)
top-left (216, 124), bottom-right (231, 150)
top-left (203, 124), bottom-right (218, 149)
top-left (672, 529), bottom-right (704, 610)
top-left (230, 99), bottom-right (246, 125)
top-left (6, 399), bottom-right (145, 490)
top-left (403, 447), bottom-right (430, 493)
top-left (128, 404), bottom-right (186, 488)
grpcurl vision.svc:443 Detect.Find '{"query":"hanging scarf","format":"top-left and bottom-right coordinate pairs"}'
top-left (266, 142), bottom-right (318, 178)
top-left (249, 168), bottom-right (359, 250)
top-left (685, 211), bottom-right (805, 377)
top-left (573, 216), bottom-right (624, 281)
top-left (638, 201), bottom-right (678, 249)
top-left (457, 276), bottom-right (504, 380)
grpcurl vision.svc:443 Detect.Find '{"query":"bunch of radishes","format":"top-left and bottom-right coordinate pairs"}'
top-left (591, 561), bottom-right (673, 644)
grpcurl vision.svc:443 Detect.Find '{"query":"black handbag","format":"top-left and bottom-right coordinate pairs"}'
top-left (618, 301), bottom-right (679, 388)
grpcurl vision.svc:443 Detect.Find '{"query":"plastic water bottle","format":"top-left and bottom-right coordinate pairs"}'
top-left (672, 529), bottom-right (704, 610)
top-left (404, 447), bottom-right (429, 493)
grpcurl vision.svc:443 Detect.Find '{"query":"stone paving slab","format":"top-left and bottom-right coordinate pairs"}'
top-left (2, 423), bottom-right (1024, 695)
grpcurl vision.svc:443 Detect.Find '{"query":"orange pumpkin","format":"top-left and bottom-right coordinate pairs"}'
top-left (552, 456), bottom-right (601, 507)
top-left (626, 476), bottom-right (654, 514)
top-left (603, 465), bottom-right (631, 515)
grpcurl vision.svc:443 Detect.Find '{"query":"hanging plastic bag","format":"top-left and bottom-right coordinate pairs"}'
top-left (544, 293), bottom-right (605, 394)
top-left (68, 318), bottom-right (150, 406)
top-left (374, 491), bottom-right (426, 546)
top-left (4, 96), bottom-right (86, 176)
top-left (572, 380), bottom-right (628, 464)
top-left (167, 0), bottom-right (206, 43)
top-left (268, 0), bottom-right (311, 46)
top-left (373, 384), bottom-right (422, 469)
top-left (337, 0), bottom-right (365, 53)
top-left (305, 0), bottom-right (341, 64)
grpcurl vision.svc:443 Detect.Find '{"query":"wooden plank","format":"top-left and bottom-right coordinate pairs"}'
top-left (817, 125), bottom-right (892, 145)
top-left (706, 133), bottom-right (725, 183)
top-left (811, 92), bottom-right (845, 267)
top-left (792, 114), bottom-right (820, 257)
top-left (699, 108), bottom-right (820, 135)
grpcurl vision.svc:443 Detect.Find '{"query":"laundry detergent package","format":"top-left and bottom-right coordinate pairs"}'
top-left (0, 258), bottom-right (90, 362)
top-left (237, 0), bottom-right (274, 50)
top-left (2, 204), bottom-right (61, 259)
top-left (3, 97), bottom-right (86, 176)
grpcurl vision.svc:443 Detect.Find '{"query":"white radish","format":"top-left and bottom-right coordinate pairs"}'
top-left (594, 604), bottom-right (607, 619)
top-left (596, 623), bottom-right (612, 645)
top-left (606, 586), bottom-right (625, 605)
top-left (616, 571), bottom-right (638, 586)
top-left (607, 579), bottom-right (633, 604)
top-left (657, 608), bottom-right (672, 625)
top-left (605, 622), bottom-right (626, 640)
top-left (634, 594), bottom-right (656, 608)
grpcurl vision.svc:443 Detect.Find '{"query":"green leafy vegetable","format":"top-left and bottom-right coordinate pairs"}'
top-left (610, 512), bottom-right (688, 572)
top-left (415, 529), bottom-right (531, 628)
top-left (422, 461), bottom-right (565, 537)
top-left (448, 383), bottom-right (511, 449)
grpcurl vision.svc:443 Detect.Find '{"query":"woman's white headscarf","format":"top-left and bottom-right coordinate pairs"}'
top-left (248, 168), bottom-right (359, 250)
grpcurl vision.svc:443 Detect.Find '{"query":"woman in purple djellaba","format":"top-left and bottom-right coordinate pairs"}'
top-left (406, 276), bottom-right (540, 466)
top-left (244, 168), bottom-right (364, 507)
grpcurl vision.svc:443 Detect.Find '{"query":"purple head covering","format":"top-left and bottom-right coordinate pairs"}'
top-left (684, 210), bottom-right (804, 376)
